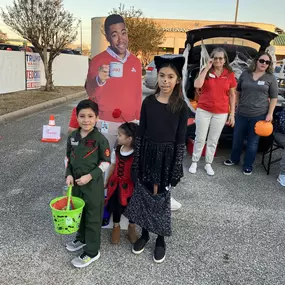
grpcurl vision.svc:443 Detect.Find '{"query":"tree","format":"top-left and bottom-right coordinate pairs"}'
top-left (1, 0), bottom-right (79, 91)
top-left (275, 27), bottom-right (284, 34)
top-left (0, 29), bottom-right (6, 43)
top-left (107, 4), bottom-right (165, 66)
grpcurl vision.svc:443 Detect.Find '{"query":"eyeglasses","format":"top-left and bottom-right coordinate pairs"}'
top-left (213, 57), bottom-right (224, 61)
top-left (258, 59), bottom-right (271, 65)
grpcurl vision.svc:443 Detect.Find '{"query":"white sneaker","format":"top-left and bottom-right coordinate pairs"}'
top-left (277, 174), bottom-right (285, 186)
top-left (204, 164), bottom-right (214, 176)
top-left (188, 162), bottom-right (197, 174)
top-left (170, 197), bottom-right (182, 211)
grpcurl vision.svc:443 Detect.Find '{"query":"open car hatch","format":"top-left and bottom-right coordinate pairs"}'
top-left (186, 24), bottom-right (278, 50)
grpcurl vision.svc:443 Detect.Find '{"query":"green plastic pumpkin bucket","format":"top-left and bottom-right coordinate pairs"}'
top-left (50, 186), bottom-right (85, 235)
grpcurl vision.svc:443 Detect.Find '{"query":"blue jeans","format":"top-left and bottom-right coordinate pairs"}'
top-left (230, 113), bottom-right (266, 171)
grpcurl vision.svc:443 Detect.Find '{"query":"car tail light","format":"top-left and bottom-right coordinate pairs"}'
top-left (146, 66), bottom-right (154, 71)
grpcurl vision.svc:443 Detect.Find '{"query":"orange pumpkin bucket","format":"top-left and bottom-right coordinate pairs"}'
top-left (190, 100), bottom-right (198, 110)
top-left (254, 120), bottom-right (273, 137)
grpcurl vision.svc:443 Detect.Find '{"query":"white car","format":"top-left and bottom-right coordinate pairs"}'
top-left (274, 59), bottom-right (285, 91)
top-left (274, 60), bottom-right (285, 80)
top-left (274, 59), bottom-right (285, 96)
top-left (143, 60), bottom-right (157, 89)
top-left (143, 54), bottom-right (183, 89)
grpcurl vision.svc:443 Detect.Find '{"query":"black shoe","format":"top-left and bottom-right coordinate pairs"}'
top-left (224, 159), bottom-right (235, 166)
top-left (243, 168), bottom-right (252, 175)
top-left (153, 241), bottom-right (166, 263)
top-left (102, 218), bottom-right (110, 227)
top-left (132, 236), bottom-right (149, 255)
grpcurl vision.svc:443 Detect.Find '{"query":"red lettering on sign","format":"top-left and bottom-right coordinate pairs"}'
top-left (47, 131), bottom-right (57, 135)
top-left (26, 70), bottom-right (33, 79)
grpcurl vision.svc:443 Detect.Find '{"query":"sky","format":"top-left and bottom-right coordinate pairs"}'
top-left (1, 0), bottom-right (285, 45)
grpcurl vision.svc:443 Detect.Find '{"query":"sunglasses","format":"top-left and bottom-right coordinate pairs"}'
top-left (213, 57), bottom-right (224, 61)
top-left (258, 59), bottom-right (271, 65)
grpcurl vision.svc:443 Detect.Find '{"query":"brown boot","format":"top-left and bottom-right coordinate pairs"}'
top-left (128, 224), bottom-right (138, 244)
top-left (111, 225), bottom-right (120, 244)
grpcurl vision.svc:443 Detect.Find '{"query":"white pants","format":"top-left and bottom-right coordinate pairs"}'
top-left (192, 108), bottom-right (228, 164)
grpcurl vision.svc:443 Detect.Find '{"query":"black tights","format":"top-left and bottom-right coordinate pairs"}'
top-left (113, 206), bottom-right (134, 224)
top-left (141, 228), bottom-right (164, 246)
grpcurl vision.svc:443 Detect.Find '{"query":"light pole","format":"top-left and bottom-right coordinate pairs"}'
top-left (79, 19), bottom-right (83, 54)
top-left (233, 0), bottom-right (240, 44)
top-left (75, 17), bottom-right (83, 53)
top-left (234, 0), bottom-right (240, 25)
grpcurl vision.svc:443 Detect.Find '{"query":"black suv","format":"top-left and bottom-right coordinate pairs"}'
top-left (184, 24), bottom-right (278, 150)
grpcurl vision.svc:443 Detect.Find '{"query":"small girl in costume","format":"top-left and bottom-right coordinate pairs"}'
top-left (105, 122), bottom-right (138, 244)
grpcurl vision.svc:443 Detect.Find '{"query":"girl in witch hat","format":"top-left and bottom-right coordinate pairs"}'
top-left (124, 55), bottom-right (188, 263)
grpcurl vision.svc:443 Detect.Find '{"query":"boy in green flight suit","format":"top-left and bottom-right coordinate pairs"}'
top-left (65, 99), bottom-right (111, 268)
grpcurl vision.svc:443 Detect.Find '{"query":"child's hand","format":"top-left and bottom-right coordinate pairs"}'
top-left (66, 175), bottom-right (74, 186)
top-left (75, 174), bottom-right (92, 186)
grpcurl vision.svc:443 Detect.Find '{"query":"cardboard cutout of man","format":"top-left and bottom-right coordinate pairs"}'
top-left (67, 14), bottom-right (182, 212)
top-left (68, 14), bottom-right (142, 151)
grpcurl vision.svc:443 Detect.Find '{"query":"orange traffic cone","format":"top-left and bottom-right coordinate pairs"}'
top-left (41, 115), bottom-right (61, 143)
top-left (48, 115), bottom-right (56, 126)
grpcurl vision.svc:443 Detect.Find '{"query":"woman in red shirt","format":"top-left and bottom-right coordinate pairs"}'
top-left (189, 47), bottom-right (236, 176)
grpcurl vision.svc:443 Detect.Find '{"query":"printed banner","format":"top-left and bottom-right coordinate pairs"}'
top-left (26, 52), bottom-right (41, 90)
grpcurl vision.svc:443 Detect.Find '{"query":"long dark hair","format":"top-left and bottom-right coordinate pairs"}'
top-left (249, 52), bottom-right (274, 74)
top-left (155, 63), bottom-right (184, 114)
top-left (118, 122), bottom-right (138, 148)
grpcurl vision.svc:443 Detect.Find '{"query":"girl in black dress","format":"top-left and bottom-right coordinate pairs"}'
top-left (125, 56), bottom-right (188, 263)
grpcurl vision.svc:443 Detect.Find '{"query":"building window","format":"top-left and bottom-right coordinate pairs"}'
top-left (157, 47), bottom-right (174, 54)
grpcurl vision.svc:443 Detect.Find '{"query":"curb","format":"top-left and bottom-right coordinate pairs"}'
top-left (0, 91), bottom-right (87, 125)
